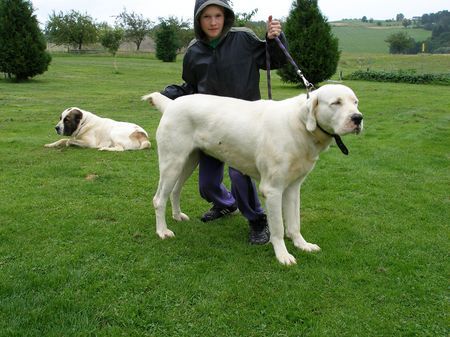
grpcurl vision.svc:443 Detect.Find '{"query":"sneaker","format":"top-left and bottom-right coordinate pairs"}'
top-left (248, 214), bottom-right (270, 245)
top-left (200, 204), bottom-right (238, 222)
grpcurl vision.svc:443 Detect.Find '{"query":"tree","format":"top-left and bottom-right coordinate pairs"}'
top-left (402, 18), bottom-right (412, 28)
top-left (396, 13), bottom-right (405, 22)
top-left (0, 0), bottom-right (51, 80)
top-left (385, 31), bottom-right (415, 54)
top-left (45, 10), bottom-right (97, 50)
top-left (233, 8), bottom-right (266, 38)
top-left (99, 24), bottom-right (124, 72)
top-left (151, 16), bottom-right (192, 52)
top-left (155, 18), bottom-right (178, 62)
top-left (361, 16), bottom-right (368, 23)
top-left (278, 0), bottom-right (340, 86)
top-left (115, 9), bottom-right (153, 51)
top-left (235, 8), bottom-right (258, 26)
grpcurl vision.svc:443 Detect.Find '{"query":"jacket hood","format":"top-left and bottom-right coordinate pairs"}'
top-left (194, 0), bottom-right (235, 41)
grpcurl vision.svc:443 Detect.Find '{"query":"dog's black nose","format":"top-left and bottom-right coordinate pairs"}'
top-left (351, 114), bottom-right (363, 125)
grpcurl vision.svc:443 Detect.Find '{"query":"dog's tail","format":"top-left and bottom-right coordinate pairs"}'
top-left (141, 92), bottom-right (171, 114)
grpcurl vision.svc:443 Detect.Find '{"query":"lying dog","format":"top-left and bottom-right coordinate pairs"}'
top-left (45, 107), bottom-right (150, 151)
top-left (142, 84), bottom-right (363, 265)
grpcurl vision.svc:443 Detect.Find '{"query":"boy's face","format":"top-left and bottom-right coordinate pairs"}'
top-left (199, 5), bottom-right (225, 41)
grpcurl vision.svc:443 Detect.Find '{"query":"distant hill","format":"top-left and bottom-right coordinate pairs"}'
top-left (331, 21), bottom-right (432, 53)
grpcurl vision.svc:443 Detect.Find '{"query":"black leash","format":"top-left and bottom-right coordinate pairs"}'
top-left (266, 35), bottom-right (314, 99)
top-left (266, 35), bottom-right (349, 155)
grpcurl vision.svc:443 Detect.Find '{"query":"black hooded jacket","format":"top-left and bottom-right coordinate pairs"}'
top-left (162, 0), bottom-right (288, 101)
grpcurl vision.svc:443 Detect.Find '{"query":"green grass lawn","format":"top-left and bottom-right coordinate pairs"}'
top-left (0, 54), bottom-right (449, 336)
top-left (331, 22), bottom-right (432, 54)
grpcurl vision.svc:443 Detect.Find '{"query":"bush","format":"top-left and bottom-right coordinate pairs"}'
top-left (346, 69), bottom-right (450, 85)
top-left (385, 32), bottom-right (416, 54)
top-left (0, 0), bottom-right (51, 80)
top-left (155, 20), bottom-right (178, 62)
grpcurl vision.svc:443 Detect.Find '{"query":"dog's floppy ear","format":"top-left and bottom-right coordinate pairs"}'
top-left (71, 108), bottom-right (83, 123)
top-left (63, 108), bottom-right (84, 136)
top-left (305, 95), bottom-right (318, 132)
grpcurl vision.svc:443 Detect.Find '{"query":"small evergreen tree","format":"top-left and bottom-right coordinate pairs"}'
top-left (0, 0), bottom-right (51, 80)
top-left (155, 19), bottom-right (178, 62)
top-left (277, 0), bottom-right (340, 86)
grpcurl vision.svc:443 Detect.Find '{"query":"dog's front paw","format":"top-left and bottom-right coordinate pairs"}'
top-left (172, 212), bottom-right (190, 221)
top-left (276, 252), bottom-right (297, 266)
top-left (156, 229), bottom-right (175, 239)
top-left (294, 241), bottom-right (321, 252)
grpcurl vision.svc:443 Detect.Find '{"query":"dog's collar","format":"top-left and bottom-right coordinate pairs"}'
top-left (316, 124), bottom-right (349, 155)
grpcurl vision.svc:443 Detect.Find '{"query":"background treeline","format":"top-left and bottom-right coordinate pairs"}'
top-left (42, 8), bottom-right (450, 56)
top-left (385, 10), bottom-right (450, 54)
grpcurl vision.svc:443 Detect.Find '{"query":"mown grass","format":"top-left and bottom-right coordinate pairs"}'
top-left (331, 23), bottom-right (432, 54)
top-left (0, 54), bottom-right (449, 336)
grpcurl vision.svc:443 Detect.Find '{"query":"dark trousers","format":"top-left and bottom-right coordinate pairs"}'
top-left (198, 152), bottom-right (263, 221)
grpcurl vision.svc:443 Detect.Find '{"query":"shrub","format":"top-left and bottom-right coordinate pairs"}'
top-left (385, 32), bottom-right (416, 54)
top-left (0, 0), bottom-right (51, 81)
top-left (155, 20), bottom-right (178, 62)
top-left (346, 69), bottom-right (450, 85)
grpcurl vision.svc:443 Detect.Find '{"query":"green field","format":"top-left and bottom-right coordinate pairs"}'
top-left (0, 54), bottom-right (449, 336)
top-left (331, 22), bottom-right (432, 54)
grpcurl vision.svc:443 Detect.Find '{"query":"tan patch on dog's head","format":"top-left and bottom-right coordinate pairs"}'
top-left (129, 131), bottom-right (148, 142)
top-left (129, 130), bottom-right (150, 149)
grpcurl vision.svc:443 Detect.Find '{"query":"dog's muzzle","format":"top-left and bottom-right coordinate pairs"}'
top-left (351, 113), bottom-right (363, 125)
top-left (351, 113), bottom-right (363, 134)
top-left (55, 125), bottom-right (63, 135)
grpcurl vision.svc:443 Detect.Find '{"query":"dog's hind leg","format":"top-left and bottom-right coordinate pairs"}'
top-left (170, 151), bottom-right (199, 221)
top-left (99, 145), bottom-right (125, 151)
top-left (283, 181), bottom-right (321, 253)
top-left (260, 182), bottom-right (297, 265)
top-left (153, 155), bottom-right (192, 239)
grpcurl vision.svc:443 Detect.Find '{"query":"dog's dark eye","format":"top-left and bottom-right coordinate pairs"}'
top-left (331, 99), bottom-right (341, 105)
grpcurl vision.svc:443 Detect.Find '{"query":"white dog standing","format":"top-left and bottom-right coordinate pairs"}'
top-left (143, 84), bottom-right (363, 265)
top-left (45, 107), bottom-right (150, 151)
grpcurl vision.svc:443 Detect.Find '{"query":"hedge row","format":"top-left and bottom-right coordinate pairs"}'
top-left (345, 70), bottom-right (450, 85)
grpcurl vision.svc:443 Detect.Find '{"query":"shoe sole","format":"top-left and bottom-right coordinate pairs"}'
top-left (200, 209), bottom-right (239, 222)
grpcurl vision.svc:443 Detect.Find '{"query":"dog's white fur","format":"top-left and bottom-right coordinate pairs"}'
top-left (45, 107), bottom-right (150, 151)
top-left (142, 84), bottom-right (363, 265)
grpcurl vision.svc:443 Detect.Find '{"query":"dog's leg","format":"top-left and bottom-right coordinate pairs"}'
top-left (66, 139), bottom-right (90, 148)
top-left (99, 145), bottom-right (125, 151)
top-left (153, 156), bottom-right (191, 239)
top-left (261, 182), bottom-right (297, 265)
top-left (153, 180), bottom-right (176, 239)
top-left (170, 151), bottom-right (199, 221)
top-left (44, 139), bottom-right (69, 148)
top-left (283, 182), bottom-right (321, 253)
